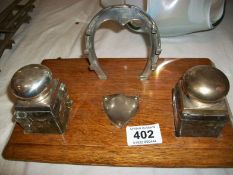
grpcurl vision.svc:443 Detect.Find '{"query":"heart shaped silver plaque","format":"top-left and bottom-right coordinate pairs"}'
top-left (103, 94), bottom-right (139, 128)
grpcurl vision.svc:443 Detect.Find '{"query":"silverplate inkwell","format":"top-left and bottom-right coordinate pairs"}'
top-left (172, 65), bottom-right (230, 137)
top-left (10, 64), bottom-right (72, 134)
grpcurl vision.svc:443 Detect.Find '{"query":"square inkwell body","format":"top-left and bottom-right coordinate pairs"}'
top-left (172, 80), bottom-right (229, 137)
top-left (14, 80), bottom-right (72, 134)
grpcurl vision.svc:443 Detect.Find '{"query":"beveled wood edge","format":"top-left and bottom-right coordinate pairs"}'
top-left (3, 143), bottom-right (233, 167)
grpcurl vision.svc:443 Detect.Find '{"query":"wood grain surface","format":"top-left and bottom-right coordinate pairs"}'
top-left (3, 58), bottom-right (233, 167)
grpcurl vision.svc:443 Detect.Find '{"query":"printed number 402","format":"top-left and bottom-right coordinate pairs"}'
top-left (133, 130), bottom-right (154, 139)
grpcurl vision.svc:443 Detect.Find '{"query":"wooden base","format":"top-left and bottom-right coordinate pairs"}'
top-left (3, 58), bottom-right (233, 167)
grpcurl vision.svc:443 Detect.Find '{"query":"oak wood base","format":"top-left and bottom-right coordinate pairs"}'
top-left (3, 58), bottom-right (233, 167)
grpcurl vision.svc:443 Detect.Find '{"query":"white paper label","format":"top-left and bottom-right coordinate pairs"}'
top-left (126, 124), bottom-right (162, 146)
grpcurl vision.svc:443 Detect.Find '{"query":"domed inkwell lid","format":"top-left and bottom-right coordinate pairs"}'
top-left (10, 64), bottom-right (53, 100)
top-left (182, 65), bottom-right (229, 103)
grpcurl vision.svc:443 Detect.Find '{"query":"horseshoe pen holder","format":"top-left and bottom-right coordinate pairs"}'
top-left (3, 5), bottom-right (233, 168)
top-left (85, 4), bottom-right (161, 80)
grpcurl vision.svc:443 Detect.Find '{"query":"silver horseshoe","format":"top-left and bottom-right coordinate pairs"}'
top-left (85, 4), bottom-right (161, 80)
